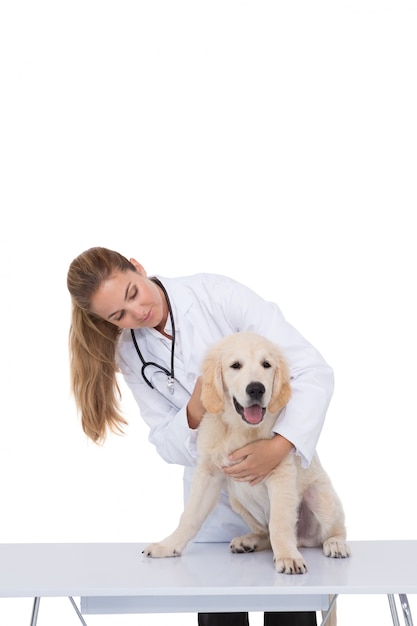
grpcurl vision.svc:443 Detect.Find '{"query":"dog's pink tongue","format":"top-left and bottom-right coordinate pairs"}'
top-left (244, 405), bottom-right (263, 424)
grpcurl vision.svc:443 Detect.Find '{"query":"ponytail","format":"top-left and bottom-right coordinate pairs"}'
top-left (67, 247), bottom-right (135, 442)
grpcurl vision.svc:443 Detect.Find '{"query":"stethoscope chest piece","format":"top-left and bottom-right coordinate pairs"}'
top-left (131, 278), bottom-right (176, 394)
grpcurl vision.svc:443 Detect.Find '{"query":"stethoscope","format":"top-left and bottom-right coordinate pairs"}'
top-left (130, 277), bottom-right (177, 394)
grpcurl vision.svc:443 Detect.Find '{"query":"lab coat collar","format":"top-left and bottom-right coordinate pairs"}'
top-left (155, 275), bottom-right (197, 375)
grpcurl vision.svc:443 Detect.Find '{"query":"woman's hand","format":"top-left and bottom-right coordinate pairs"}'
top-left (222, 435), bottom-right (294, 485)
top-left (186, 376), bottom-right (205, 429)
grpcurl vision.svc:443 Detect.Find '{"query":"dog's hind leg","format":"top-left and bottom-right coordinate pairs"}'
top-left (230, 533), bottom-right (271, 553)
top-left (303, 481), bottom-right (350, 559)
top-left (228, 495), bottom-right (271, 553)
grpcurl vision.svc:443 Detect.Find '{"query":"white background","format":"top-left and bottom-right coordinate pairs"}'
top-left (1, 1), bottom-right (416, 624)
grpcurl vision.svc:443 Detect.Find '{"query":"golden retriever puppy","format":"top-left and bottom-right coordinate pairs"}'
top-left (144, 331), bottom-right (350, 576)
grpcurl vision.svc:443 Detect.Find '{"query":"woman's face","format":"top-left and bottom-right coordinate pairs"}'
top-left (89, 260), bottom-right (168, 331)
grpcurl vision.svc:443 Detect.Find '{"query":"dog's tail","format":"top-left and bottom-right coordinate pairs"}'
top-left (321, 594), bottom-right (338, 626)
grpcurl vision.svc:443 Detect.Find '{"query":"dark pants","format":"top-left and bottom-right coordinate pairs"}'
top-left (198, 612), bottom-right (317, 626)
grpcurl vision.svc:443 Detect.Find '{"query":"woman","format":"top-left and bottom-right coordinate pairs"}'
top-left (67, 246), bottom-right (334, 626)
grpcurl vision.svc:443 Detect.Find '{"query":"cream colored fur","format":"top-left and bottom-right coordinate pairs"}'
top-left (144, 332), bottom-right (350, 625)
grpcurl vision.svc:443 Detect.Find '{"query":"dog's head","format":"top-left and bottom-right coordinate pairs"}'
top-left (201, 332), bottom-right (291, 425)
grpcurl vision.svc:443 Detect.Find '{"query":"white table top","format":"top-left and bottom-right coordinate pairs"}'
top-left (1, 540), bottom-right (416, 600)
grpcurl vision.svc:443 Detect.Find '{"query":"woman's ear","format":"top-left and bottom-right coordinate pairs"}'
top-left (130, 258), bottom-right (146, 275)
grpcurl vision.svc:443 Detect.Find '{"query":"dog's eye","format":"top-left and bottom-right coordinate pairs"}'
top-left (231, 362), bottom-right (241, 370)
top-left (262, 361), bottom-right (271, 369)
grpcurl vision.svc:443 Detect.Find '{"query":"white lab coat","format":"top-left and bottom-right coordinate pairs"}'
top-left (117, 273), bottom-right (334, 542)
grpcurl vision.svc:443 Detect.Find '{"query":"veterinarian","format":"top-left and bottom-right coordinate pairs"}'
top-left (67, 246), bottom-right (335, 626)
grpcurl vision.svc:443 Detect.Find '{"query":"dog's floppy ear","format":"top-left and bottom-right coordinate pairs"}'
top-left (201, 348), bottom-right (225, 414)
top-left (268, 356), bottom-right (292, 414)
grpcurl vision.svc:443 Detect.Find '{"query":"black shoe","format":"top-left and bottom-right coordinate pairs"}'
top-left (264, 611), bottom-right (317, 626)
top-left (198, 612), bottom-right (250, 626)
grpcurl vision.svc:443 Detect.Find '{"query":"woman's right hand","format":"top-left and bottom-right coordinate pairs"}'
top-left (186, 376), bottom-right (205, 429)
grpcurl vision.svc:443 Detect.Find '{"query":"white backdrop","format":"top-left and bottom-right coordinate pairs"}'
top-left (1, 1), bottom-right (416, 624)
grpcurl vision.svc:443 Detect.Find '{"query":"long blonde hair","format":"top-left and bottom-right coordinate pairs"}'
top-left (67, 247), bottom-right (136, 443)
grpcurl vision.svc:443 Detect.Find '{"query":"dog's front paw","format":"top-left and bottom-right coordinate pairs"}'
top-left (274, 556), bottom-right (307, 575)
top-left (143, 542), bottom-right (182, 558)
top-left (323, 537), bottom-right (351, 559)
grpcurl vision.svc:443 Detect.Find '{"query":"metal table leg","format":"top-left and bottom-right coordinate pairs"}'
top-left (68, 596), bottom-right (89, 626)
top-left (388, 594), bottom-right (415, 626)
top-left (399, 594), bottom-right (414, 626)
top-left (29, 596), bottom-right (88, 626)
top-left (319, 594), bottom-right (338, 626)
top-left (30, 597), bottom-right (40, 626)
top-left (388, 595), bottom-right (401, 626)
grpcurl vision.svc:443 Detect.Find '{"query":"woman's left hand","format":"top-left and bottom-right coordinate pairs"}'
top-left (222, 435), bottom-right (294, 485)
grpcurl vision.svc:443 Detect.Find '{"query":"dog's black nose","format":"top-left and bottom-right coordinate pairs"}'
top-left (246, 382), bottom-right (265, 403)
